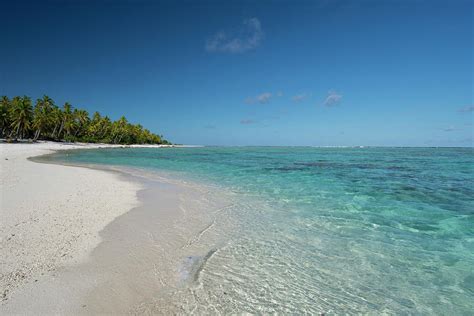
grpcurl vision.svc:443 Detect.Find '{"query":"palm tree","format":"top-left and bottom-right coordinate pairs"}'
top-left (50, 106), bottom-right (63, 140)
top-left (133, 124), bottom-right (144, 143)
top-left (0, 96), bottom-right (11, 137)
top-left (9, 96), bottom-right (33, 140)
top-left (73, 109), bottom-right (89, 138)
top-left (85, 111), bottom-right (102, 141)
top-left (99, 116), bottom-right (112, 141)
top-left (1, 94), bottom-right (169, 144)
top-left (60, 102), bottom-right (75, 140)
top-left (116, 116), bottom-right (136, 144)
top-left (32, 95), bottom-right (54, 140)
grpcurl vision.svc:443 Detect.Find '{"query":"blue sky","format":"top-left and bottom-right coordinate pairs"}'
top-left (1, 0), bottom-right (472, 146)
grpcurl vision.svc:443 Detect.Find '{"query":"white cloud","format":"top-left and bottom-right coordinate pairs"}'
top-left (240, 119), bottom-right (257, 125)
top-left (256, 92), bottom-right (272, 104)
top-left (246, 92), bottom-right (272, 104)
top-left (323, 90), bottom-right (343, 107)
top-left (292, 93), bottom-right (308, 102)
top-left (458, 105), bottom-right (474, 113)
top-left (206, 18), bottom-right (263, 53)
top-left (442, 126), bottom-right (457, 132)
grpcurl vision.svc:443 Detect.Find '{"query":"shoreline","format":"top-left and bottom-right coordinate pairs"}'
top-left (2, 144), bottom-right (472, 313)
top-left (0, 142), bottom-right (145, 304)
top-left (0, 141), bottom-right (237, 313)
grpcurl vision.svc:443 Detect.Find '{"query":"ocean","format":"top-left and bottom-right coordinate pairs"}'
top-left (48, 146), bottom-right (474, 313)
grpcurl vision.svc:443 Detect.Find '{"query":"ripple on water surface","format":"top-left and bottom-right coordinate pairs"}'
top-left (49, 147), bottom-right (474, 313)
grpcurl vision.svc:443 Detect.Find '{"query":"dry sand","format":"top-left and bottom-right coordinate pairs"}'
top-left (0, 142), bottom-right (144, 303)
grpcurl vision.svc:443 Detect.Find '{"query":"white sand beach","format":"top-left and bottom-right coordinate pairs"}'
top-left (0, 142), bottom-right (146, 304)
top-left (0, 141), bottom-right (234, 314)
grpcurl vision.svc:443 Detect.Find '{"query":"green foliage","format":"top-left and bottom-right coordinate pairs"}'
top-left (0, 96), bottom-right (12, 137)
top-left (32, 95), bottom-right (54, 140)
top-left (0, 95), bottom-right (170, 145)
top-left (10, 96), bottom-right (33, 139)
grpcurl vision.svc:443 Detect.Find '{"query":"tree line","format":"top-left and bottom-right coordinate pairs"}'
top-left (0, 95), bottom-right (170, 145)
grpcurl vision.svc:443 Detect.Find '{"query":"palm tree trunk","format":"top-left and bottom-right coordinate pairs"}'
top-left (52, 124), bottom-right (58, 138)
top-left (16, 123), bottom-right (21, 140)
top-left (34, 129), bottom-right (41, 141)
top-left (100, 129), bottom-right (107, 139)
top-left (58, 121), bottom-right (64, 139)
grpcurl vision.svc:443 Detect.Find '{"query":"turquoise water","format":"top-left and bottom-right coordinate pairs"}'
top-left (51, 147), bottom-right (473, 313)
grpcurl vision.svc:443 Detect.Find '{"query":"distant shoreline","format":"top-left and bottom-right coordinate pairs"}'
top-left (0, 139), bottom-right (184, 148)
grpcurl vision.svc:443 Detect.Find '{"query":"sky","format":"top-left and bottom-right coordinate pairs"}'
top-left (1, 0), bottom-right (472, 146)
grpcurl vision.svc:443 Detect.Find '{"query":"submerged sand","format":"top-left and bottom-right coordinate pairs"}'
top-left (0, 141), bottom-right (236, 314)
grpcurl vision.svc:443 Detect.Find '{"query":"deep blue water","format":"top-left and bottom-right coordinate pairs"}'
top-left (50, 147), bottom-right (474, 313)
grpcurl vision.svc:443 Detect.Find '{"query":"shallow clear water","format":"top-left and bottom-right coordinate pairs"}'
top-left (50, 147), bottom-right (474, 313)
